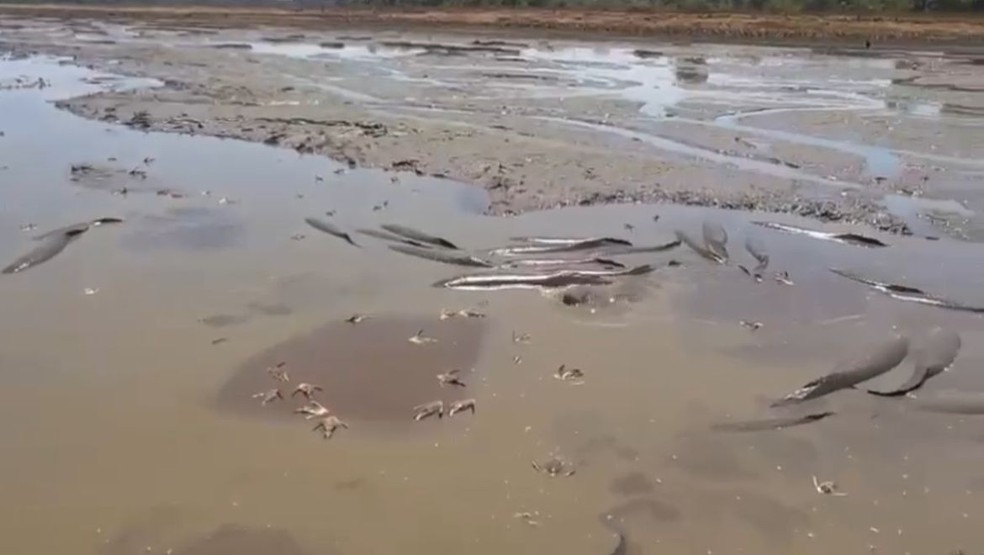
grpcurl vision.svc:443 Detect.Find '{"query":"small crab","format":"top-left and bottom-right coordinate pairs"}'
top-left (812, 475), bottom-right (847, 496)
top-left (292, 383), bottom-right (323, 401)
top-left (437, 369), bottom-right (467, 388)
top-left (413, 400), bottom-right (444, 421)
top-left (266, 362), bottom-right (289, 382)
top-left (295, 400), bottom-right (331, 419)
top-left (554, 364), bottom-right (585, 383)
top-left (409, 329), bottom-right (438, 345)
top-left (312, 415), bottom-right (348, 440)
top-left (252, 388), bottom-right (283, 406)
top-left (774, 271), bottom-right (794, 286)
top-left (448, 398), bottom-right (476, 417)
top-left (531, 456), bottom-right (576, 477)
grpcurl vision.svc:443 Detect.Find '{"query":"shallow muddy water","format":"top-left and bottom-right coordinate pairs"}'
top-left (3, 53), bottom-right (984, 555)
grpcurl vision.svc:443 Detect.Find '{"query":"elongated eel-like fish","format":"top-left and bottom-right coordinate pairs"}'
top-left (433, 265), bottom-right (653, 291)
top-left (389, 244), bottom-right (493, 267)
top-left (3, 227), bottom-right (88, 274)
top-left (380, 224), bottom-right (459, 250)
top-left (772, 335), bottom-right (909, 407)
top-left (305, 217), bottom-right (359, 247)
top-left (867, 327), bottom-right (960, 397)
top-left (356, 228), bottom-right (429, 248)
top-left (752, 221), bottom-right (888, 247)
top-left (830, 268), bottom-right (984, 314)
top-left (710, 411), bottom-right (836, 432)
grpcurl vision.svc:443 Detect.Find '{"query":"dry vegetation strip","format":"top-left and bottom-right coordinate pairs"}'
top-left (2, 4), bottom-right (984, 43)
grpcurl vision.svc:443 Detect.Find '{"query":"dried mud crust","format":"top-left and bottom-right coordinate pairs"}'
top-left (2, 5), bottom-right (984, 45)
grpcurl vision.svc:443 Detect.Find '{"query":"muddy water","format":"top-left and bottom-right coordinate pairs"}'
top-left (3, 56), bottom-right (984, 555)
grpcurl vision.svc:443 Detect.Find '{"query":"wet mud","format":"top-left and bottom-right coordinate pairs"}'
top-left (215, 315), bottom-right (487, 424)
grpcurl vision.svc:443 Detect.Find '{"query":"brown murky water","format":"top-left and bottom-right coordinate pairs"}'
top-left (3, 54), bottom-right (984, 555)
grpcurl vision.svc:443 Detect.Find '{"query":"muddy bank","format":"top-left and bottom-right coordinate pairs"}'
top-left (214, 314), bottom-right (487, 425)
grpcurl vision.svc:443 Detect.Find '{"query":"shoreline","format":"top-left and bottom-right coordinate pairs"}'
top-left (3, 5), bottom-right (984, 48)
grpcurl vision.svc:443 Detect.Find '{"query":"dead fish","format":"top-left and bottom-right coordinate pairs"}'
top-left (555, 364), bottom-right (585, 382)
top-left (3, 227), bottom-right (88, 274)
top-left (292, 383), bottom-right (323, 400)
top-left (409, 329), bottom-right (438, 345)
top-left (501, 256), bottom-right (627, 269)
top-left (304, 217), bottom-right (359, 247)
top-left (710, 411), bottom-right (835, 432)
top-left (312, 415), bottom-right (348, 439)
top-left (772, 335), bottom-right (909, 407)
top-left (914, 391), bottom-right (984, 415)
top-left (867, 327), bottom-right (961, 397)
top-left (507, 236), bottom-right (632, 247)
top-left (433, 266), bottom-right (651, 291)
top-left (674, 230), bottom-right (724, 264)
top-left (389, 244), bottom-right (493, 268)
top-left (752, 221), bottom-right (888, 248)
top-left (345, 313), bottom-right (368, 324)
top-left (702, 221), bottom-right (729, 263)
top-left (448, 398), bottom-right (476, 417)
top-left (774, 271), bottom-right (794, 285)
top-left (437, 369), bottom-right (467, 387)
top-left (253, 388), bottom-right (283, 406)
top-left (413, 400), bottom-right (444, 421)
top-left (595, 239), bottom-right (681, 256)
top-left (295, 400), bottom-right (331, 419)
top-left (491, 237), bottom-right (632, 256)
top-left (830, 268), bottom-right (984, 314)
top-left (210, 337), bottom-right (228, 345)
top-left (356, 228), bottom-right (429, 248)
top-left (380, 224), bottom-right (459, 249)
top-left (32, 222), bottom-right (90, 241)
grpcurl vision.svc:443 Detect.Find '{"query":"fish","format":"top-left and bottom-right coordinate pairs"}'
top-left (702, 221), bottom-right (729, 263)
top-left (437, 369), bottom-right (467, 387)
top-left (772, 335), bottom-right (909, 407)
top-left (507, 236), bottom-right (633, 247)
top-left (501, 257), bottom-right (627, 269)
top-left (433, 266), bottom-right (653, 291)
top-left (490, 237), bottom-right (633, 256)
top-left (388, 244), bottom-right (493, 268)
top-left (380, 224), bottom-right (459, 249)
top-left (304, 217), bottom-right (359, 247)
top-left (752, 221), bottom-right (888, 248)
top-left (710, 411), bottom-right (835, 432)
top-left (674, 230), bottom-right (724, 264)
top-left (3, 227), bottom-right (88, 274)
top-left (413, 400), bottom-right (444, 421)
top-left (32, 217), bottom-right (122, 241)
top-left (866, 327), bottom-right (960, 397)
top-left (409, 329), bottom-right (438, 345)
top-left (595, 239), bottom-right (681, 256)
top-left (830, 268), bottom-right (984, 314)
top-left (356, 228), bottom-right (429, 248)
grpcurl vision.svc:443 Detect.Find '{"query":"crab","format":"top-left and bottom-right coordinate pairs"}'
top-left (531, 456), bottom-right (576, 477)
top-left (554, 364), bottom-right (585, 383)
top-left (812, 475), bottom-right (847, 496)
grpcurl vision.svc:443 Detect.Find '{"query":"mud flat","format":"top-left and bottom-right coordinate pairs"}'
top-left (2, 16), bottom-right (984, 235)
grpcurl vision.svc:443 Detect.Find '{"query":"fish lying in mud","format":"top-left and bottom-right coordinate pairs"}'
top-left (772, 335), bottom-right (909, 407)
top-left (389, 244), bottom-right (493, 268)
top-left (380, 224), bottom-right (459, 250)
top-left (830, 268), bottom-right (984, 314)
top-left (490, 237), bottom-right (633, 256)
top-left (594, 239), bottom-right (682, 256)
top-left (738, 236), bottom-right (770, 280)
top-left (304, 217), bottom-right (359, 247)
top-left (500, 256), bottom-right (626, 269)
top-left (702, 221), bottom-right (729, 263)
top-left (710, 410), bottom-right (836, 432)
top-left (914, 391), bottom-right (984, 415)
top-left (357, 228), bottom-right (429, 248)
top-left (867, 327), bottom-right (961, 397)
top-left (508, 236), bottom-right (633, 247)
top-left (752, 221), bottom-right (888, 248)
top-left (32, 217), bottom-right (123, 241)
top-left (3, 227), bottom-right (88, 274)
top-left (674, 229), bottom-right (725, 264)
top-left (433, 265), bottom-right (653, 291)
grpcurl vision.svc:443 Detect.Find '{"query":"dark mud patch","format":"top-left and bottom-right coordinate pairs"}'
top-left (102, 520), bottom-right (328, 555)
top-left (215, 314), bottom-right (487, 424)
top-left (610, 472), bottom-right (655, 496)
top-left (210, 43), bottom-right (253, 50)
